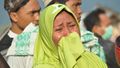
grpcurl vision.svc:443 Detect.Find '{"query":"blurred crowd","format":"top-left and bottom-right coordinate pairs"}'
top-left (0, 0), bottom-right (120, 68)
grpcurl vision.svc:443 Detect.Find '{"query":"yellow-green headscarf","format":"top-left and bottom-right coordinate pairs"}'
top-left (33, 4), bottom-right (107, 68)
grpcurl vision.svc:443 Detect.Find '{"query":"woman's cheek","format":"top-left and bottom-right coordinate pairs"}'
top-left (53, 33), bottom-right (62, 45)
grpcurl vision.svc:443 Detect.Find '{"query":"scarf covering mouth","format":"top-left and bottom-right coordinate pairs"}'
top-left (33, 4), bottom-right (107, 68)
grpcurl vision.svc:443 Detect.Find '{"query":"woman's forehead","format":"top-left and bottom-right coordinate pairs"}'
top-left (54, 11), bottom-right (76, 26)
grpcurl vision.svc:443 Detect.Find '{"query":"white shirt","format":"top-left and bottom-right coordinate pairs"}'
top-left (7, 23), bottom-right (38, 68)
top-left (1, 30), bottom-right (17, 60)
top-left (8, 30), bottom-right (17, 38)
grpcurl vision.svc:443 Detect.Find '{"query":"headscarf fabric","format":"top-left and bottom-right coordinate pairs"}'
top-left (33, 4), bottom-right (107, 68)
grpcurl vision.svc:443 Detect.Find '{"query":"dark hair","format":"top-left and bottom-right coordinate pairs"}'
top-left (84, 8), bottom-right (105, 32)
top-left (47, 0), bottom-right (67, 6)
top-left (116, 36), bottom-right (120, 47)
top-left (4, 0), bottom-right (29, 12)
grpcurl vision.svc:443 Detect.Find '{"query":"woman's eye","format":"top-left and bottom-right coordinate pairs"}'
top-left (55, 28), bottom-right (63, 32)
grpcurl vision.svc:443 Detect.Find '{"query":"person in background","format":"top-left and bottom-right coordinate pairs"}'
top-left (115, 36), bottom-right (120, 66)
top-left (2, 0), bottom-right (40, 68)
top-left (111, 23), bottom-right (120, 43)
top-left (33, 4), bottom-right (107, 68)
top-left (42, 0), bottom-right (105, 62)
top-left (84, 8), bottom-right (119, 68)
top-left (1, 0), bottom-right (40, 56)
top-left (110, 14), bottom-right (120, 43)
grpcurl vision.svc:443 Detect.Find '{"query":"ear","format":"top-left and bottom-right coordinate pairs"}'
top-left (9, 12), bottom-right (18, 22)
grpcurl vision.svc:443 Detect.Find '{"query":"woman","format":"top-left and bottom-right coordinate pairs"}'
top-left (43, 0), bottom-right (106, 62)
top-left (33, 4), bottom-right (107, 68)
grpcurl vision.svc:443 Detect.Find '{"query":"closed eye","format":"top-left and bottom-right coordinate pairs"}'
top-left (68, 22), bottom-right (76, 27)
top-left (55, 28), bottom-right (63, 32)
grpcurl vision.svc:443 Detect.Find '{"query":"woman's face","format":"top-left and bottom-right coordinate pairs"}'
top-left (52, 11), bottom-right (79, 45)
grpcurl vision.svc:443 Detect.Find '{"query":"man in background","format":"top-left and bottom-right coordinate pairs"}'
top-left (0, 0), bottom-right (40, 67)
top-left (84, 8), bottom-right (119, 68)
top-left (0, 0), bottom-right (40, 56)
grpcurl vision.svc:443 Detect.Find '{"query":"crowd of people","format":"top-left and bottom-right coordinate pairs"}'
top-left (0, 0), bottom-right (120, 68)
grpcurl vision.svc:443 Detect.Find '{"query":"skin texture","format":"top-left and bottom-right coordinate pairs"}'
top-left (65, 0), bottom-right (82, 22)
top-left (92, 14), bottom-right (111, 36)
top-left (10, 0), bottom-right (40, 34)
top-left (52, 11), bottom-right (79, 44)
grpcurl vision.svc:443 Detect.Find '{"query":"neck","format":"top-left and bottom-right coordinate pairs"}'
top-left (10, 22), bottom-right (23, 34)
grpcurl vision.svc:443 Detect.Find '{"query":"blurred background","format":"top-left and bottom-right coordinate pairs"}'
top-left (0, 0), bottom-right (120, 37)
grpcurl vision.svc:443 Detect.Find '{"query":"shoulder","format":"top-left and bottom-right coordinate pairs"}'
top-left (77, 51), bottom-right (108, 68)
top-left (0, 33), bottom-right (13, 51)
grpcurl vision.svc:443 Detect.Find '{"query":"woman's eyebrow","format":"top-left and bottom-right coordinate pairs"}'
top-left (67, 21), bottom-right (74, 25)
top-left (57, 23), bottom-right (63, 27)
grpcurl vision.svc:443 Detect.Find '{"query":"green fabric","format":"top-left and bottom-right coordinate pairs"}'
top-left (81, 30), bottom-right (106, 62)
top-left (102, 26), bottom-right (113, 40)
top-left (58, 32), bottom-right (84, 68)
top-left (15, 24), bottom-right (38, 55)
top-left (33, 4), bottom-right (107, 68)
top-left (6, 23), bottom-right (38, 56)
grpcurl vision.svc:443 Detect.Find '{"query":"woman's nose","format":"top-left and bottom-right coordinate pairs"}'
top-left (63, 28), bottom-right (70, 36)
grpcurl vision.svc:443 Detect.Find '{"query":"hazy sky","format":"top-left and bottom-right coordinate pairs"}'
top-left (0, 0), bottom-right (120, 25)
top-left (81, 0), bottom-right (120, 12)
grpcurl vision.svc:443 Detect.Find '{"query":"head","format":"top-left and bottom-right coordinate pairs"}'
top-left (84, 8), bottom-right (111, 36)
top-left (46, 0), bottom-right (82, 22)
top-left (53, 10), bottom-right (80, 44)
top-left (39, 4), bottom-right (79, 46)
top-left (4, 0), bottom-right (40, 34)
top-left (65, 0), bottom-right (82, 22)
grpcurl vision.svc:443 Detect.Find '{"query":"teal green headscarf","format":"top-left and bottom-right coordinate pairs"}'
top-left (33, 4), bottom-right (107, 68)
